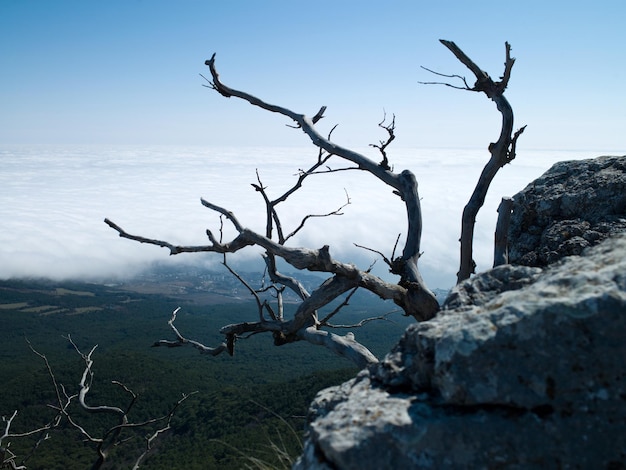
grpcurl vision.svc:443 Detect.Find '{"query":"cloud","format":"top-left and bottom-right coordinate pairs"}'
top-left (0, 145), bottom-right (599, 287)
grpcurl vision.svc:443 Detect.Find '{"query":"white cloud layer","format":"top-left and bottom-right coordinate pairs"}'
top-left (0, 145), bottom-right (609, 288)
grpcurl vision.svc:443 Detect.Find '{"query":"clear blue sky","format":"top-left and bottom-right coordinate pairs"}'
top-left (1, 0), bottom-right (625, 151)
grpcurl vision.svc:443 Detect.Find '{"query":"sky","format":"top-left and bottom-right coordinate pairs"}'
top-left (1, 0), bottom-right (625, 150)
top-left (0, 1), bottom-right (625, 289)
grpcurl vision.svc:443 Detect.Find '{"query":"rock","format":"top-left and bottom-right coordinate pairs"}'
top-left (443, 264), bottom-right (542, 310)
top-left (294, 156), bottom-right (626, 469)
top-left (295, 234), bottom-right (626, 469)
top-left (508, 155), bottom-right (626, 267)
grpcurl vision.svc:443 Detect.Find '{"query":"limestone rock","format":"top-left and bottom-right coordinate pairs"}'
top-left (294, 234), bottom-right (626, 469)
top-left (508, 155), bottom-right (626, 267)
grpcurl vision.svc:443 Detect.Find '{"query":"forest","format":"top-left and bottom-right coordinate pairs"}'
top-left (0, 275), bottom-right (421, 468)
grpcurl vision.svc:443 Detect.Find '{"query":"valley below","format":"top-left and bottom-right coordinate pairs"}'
top-left (0, 266), bottom-right (415, 469)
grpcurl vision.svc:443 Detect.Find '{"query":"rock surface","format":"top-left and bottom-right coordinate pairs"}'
top-left (508, 155), bottom-right (626, 267)
top-left (294, 156), bottom-right (626, 470)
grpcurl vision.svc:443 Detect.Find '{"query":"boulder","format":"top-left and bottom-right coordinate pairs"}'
top-left (296, 235), bottom-right (626, 469)
top-left (294, 156), bottom-right (626, 469)
top-left (508, 155), bottom-right (626, 267)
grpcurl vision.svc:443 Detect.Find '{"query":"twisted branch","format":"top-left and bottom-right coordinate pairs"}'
top-left (423, 40), bottom-right (526, 282)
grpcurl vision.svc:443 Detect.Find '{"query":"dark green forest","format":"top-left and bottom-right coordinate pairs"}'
top-left (0, 276), bottom-right (416, 469)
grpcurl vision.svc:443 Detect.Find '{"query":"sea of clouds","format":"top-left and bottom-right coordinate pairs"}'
top-left (0, 145), bottom-right (608, 288)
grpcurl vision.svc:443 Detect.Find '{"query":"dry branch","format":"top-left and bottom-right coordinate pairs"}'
top-left (296, 328), bottom-right (378, 368)
top-left (152, 308), bottom-right (229, 355)
top-left (106, 42), bottom-right (533, 367)
top-left (426, 40), bottom-right (526, 282)
top-left (370, 112), bottom-right (396, 170)
top-left (105, 209), bottom-right (436, 365)
top-left (2, 340), bottom-right (189, 470)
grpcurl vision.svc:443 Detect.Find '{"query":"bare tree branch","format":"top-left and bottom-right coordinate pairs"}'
top-left (354, 241), bottom-right (394, 270)
top-left (104, 218), bottom-right (229, 255)
top-left (262, 253), bottom-right (309, 302)
top-left (105, 41), bottom-right (525, 368)
top-left (3, 339), bottom-right (190, 470)
top-left (152, 308), bottom-right (229, 355)
top-left (418, 65), bottom-right (472, 89)
top-left (223, 257), bottom-right (266, 321)
top-left (425, 40), bottom-right (526, 282)
top-left (70, 343), bottom-right (128, 416)
top-left (296, 327), bottom-right (378, 368)
top-left (1, 411), bottom-right (28, 470)
top-left (369, 112), bottom-right (396, 170)
top-left (325, 310), bottom-right (397, 329)
top-left (318, 286), bottom-right (360, 326)
top-left (283, 190), bottom-right (351, 242)
top-left (132, 391), bottom-right (197, 470)
top-left (105, 51), bottom-right (439, 363)
top-left (203, 55), bottom-right (439, 316)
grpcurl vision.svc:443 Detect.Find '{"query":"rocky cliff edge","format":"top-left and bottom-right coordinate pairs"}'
top-left (294, 155), bottom-right (626, 469)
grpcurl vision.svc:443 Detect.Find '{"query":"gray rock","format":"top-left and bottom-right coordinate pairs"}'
top-left (294, 234), bottom-right (626, 469)
top-left (443, 264), bottom-right (542, 310)
top-left (294, 156), bottom-right (626, 469)
top-left (508, 155), bottom-right (626, 267)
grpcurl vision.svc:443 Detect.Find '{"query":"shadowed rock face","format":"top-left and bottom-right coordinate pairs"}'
top-left (294, 156), bottom-right (626, 470)
top-left (508, 155), bottom-right (626, 267)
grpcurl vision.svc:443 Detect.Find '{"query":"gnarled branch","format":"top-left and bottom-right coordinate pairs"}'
top-left (3, 340), bottom-right (189, 470)
top-left (296, 327), bottom-right (378, 368)
top-left (203, 54), bottom-right (438, 316)
top-left (110, 44), bottom-right (545, 368)
top-left (424, 40), bottom-right (526, 282)
top-left (152, 307), bottom-right (229, 355)
top-left (105, 133), bottom-right (438, 367)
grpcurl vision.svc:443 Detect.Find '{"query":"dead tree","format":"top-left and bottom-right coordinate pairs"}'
top-left (104, 68), bottom-right (440, 368)
top-left (105, 40), bottom-right (522, 367)
top-left (1, 339), bottom-right (191, 470)
top-left (421, 40), bottom-right (526, 282)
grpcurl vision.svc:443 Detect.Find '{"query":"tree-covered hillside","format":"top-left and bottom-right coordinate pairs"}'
top-left (0, 275), bottom-right (414, 468)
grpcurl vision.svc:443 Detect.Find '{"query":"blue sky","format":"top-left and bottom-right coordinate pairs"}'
top-left (1, 0), bottom-right (625, 151)
top-left (0, 1), bottom-right (624, 287)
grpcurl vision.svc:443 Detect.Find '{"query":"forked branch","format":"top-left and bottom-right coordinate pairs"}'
top-left (152, 308), bottom-right (230, 355)
top-left (107, 42), bottom-right (533, 367)
top-left (103, 51), bottom-right (444, 366)
top-left (424, 40), bottom-right (526, 282)
top-left (3, 340), bottom-right (190, 470)
top-left (370, 112), bottom-right (396, 170)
